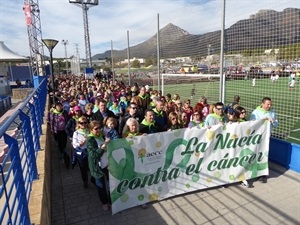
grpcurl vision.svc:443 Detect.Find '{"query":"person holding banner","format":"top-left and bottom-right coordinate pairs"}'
top-left (167, 112), bottom-right (182, 131)
top-left (188, 111), bottom-right (204, 128)
top-left (139, 109), bottom-right (161, 134)
top-left (87, 120), bottom-right (111, 211)
top-left (122, 118), bottom-right (142, 137)
top-left (204, 102), bottom-right (229, 128)
top-left (122, 118), bottom-right (148, 209)
top-left (250, 97), bottom-right (278, 184)
top-left (233, 106), bottom-right (250, 188)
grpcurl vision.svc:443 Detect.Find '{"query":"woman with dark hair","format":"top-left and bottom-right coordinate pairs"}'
top-left (234, 106), bottom-right (247, 123)
top-left (233, 106), bottom-right (250, 188)
top-left (87, 120), bottom-right (111, 211)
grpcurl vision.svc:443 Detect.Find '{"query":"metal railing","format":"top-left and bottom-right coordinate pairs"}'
top-left (0, 96), bottom-right (12, 117)
top-left (0, 78), bottom-right (47, 225)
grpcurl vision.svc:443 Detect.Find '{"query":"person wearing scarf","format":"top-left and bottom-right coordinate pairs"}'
top-left (48, 101), bottom-right (70, 168)
top-left (72, 116), bottom-right (90, 188)
top-left (87, 120), bottom-right (111, 211)
top-left (122, 118), bottom-right (142, 137)
top-left (153, 99), bottom-right (168, 131)
top-left (65, 105), bottom-right (83, 138)
top-left (205, 102), bottom-right (229, 128)
top-left (137, 86), bottom-right (151, 112)
top-left (250, 97), bottom-right (278, 184)
top-left (139, 109), bottom-right (161, 134)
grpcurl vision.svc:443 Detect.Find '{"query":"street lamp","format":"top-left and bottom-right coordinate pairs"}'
top-left (42, 38), bottom-right (59, 103)
top-left (62, 39), bottom-right (69, 74)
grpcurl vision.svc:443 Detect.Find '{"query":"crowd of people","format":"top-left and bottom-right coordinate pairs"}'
top-left (47, 74), bottom-right (278, 211)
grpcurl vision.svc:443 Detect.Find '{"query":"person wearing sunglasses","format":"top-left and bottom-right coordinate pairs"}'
top-left (235, 106), bottom-right (247, 123)
top-left (72, 116), bottom-right (90, 188)
top-left (230, 106), bottom-right (250, 188)
top-left (118, 102), bottom-right (143, 135)
top-left (188, 111), bottom-right (204, 128)
top-left (167, 112), bottom-right (182, 131)
top-left (205, 102), bottom-right (229, 128)
top-left (87, 120), bottom-right (111, 211)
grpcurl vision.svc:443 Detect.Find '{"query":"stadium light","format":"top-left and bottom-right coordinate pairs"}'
top-left (42, 38), bottom-right (59, 103)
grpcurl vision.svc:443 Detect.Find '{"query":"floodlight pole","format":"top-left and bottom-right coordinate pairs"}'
top-left (157, 13), bottom-right (161, 92)
top-left (62, 39), bottom-right (69, 74)
top-left (82, 4), bottom-right (92, 68)
top-left (127, 30), bottom-right (131, 86)
top-left (69, 0), bottom-right (98, 68)
top-left (219, 0), bottom-right (226, 103)
top-left (42, 39), bottom-right (59, 103)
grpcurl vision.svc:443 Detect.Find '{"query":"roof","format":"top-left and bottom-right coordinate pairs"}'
top-left (0, 41), bottom-right (28, 62)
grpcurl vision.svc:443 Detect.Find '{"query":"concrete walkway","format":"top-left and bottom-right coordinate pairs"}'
top-left (50, 137), bottom-right (300, 225)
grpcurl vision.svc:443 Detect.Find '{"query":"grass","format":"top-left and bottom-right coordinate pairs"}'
top-left (161, 76), bottom-right (300, 144)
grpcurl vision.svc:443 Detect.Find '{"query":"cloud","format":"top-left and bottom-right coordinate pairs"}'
top-left (0, 0), bottom-right (299, 59)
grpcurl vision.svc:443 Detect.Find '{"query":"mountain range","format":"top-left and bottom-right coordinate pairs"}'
top-left (93, 8), bottom-right (300, 60)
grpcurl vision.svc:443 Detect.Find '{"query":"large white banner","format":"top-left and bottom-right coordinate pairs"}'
top-left (107, 120), bottom-right (270, 214)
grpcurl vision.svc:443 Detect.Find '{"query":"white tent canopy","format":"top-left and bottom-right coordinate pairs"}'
top-left (0, 41), bottom-right (28, 62)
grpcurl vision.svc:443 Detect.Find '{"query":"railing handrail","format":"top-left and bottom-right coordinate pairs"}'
top-left (0, 79), bottom-right (46, 135)
top-left (0, 77), bottom-right (47, 225)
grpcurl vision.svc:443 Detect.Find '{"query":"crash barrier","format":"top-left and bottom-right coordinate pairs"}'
top-left (0, 78), bottom-right (47, 225)
top-left (269, 137), bottom-right (300, 173)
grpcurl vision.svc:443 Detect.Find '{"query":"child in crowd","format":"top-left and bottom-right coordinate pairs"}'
top-left (102, 117), bottom-right (119, 140)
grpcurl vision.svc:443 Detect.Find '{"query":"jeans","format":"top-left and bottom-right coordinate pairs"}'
top-left (94, 167), bottom-right (111, 205)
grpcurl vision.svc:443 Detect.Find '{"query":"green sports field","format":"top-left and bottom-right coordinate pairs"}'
top-left (161, 76), bottom-right (300, 144)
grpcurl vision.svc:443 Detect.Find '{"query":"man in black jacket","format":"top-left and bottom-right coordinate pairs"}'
top-left (91, 99), bottom-right (116, 126)
top-left (139, 109), bottom-right (161, 134)
top-left (119, 102), bottom-right (143, 134)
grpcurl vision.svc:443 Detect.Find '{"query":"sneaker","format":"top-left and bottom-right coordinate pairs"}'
top-left (258, 176), bottom-right (267, 183)
top-left (102, 204), bottom-right (109, 211)
top-left (140, 204), bottom-right (148, 209)
top-left (241, 180), bottom-right (249, 188)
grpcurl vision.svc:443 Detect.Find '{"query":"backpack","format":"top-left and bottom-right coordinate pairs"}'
top-left (224, 102), bottom-right (239, 115)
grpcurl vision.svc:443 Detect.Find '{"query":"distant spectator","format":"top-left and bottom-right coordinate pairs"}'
top-left (16, 79), bottom-right (21, 87)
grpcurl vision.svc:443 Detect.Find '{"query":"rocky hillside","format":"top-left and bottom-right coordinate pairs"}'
top-left (93, 8), bottom-right (300, 60)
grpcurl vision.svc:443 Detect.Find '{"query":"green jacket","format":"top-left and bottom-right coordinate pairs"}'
top-left (87, 134), bottom-right (105, 178)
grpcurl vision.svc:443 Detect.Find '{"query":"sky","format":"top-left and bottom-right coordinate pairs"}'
top-left (0, 0), bottom-right (299, 59)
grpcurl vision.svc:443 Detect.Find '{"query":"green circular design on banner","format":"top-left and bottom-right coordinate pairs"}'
top-left (186, 183), bottom-right (190, 188)
top-left (158, 187), bottom-right (163, 192)
top-left (192, 174), bottom-right (200, 182)
top-left (214, 171), bottom-right (222, 179)
top-left (120, 194), bottom-right (129, 202)
top-left (229, 174), bottom-right (235, 180)
top-left (138, 195), bottom-right (144, 201)
top-left (128, 140), bottom-right (134, 145)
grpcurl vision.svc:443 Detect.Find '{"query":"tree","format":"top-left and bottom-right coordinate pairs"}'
top-left (145, 58), bottom-right (153, 67)
top-left (132, 59), bottom-right (141, 68)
